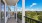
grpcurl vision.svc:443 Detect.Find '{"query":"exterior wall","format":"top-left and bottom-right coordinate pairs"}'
top-left (0, 0), bottom-right (1, 23)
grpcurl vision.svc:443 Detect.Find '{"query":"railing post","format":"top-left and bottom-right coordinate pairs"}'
top-left (22, 0), bottom-right (25, 23)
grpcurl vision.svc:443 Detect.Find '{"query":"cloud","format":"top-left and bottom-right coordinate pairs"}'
top-left (30, 3), bottom-right (37, 8)
top-left (17, 7), bottom-right (29, 11)
top-left (17, 8), bottom-right (22, 11)
top-left (32, 3), bottom-right (37, 5)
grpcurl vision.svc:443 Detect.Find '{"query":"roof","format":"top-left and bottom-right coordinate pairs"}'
top-left (1, 0), bottom-right (5, 4)
top-left (3, 0), bottom-right (19, 6)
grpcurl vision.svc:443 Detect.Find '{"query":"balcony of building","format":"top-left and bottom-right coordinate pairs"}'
top-left (1, 0), bottom-right (42, 23)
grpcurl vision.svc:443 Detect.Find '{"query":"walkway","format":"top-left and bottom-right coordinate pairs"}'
top-left (7, 17), bottom-right (17, 23)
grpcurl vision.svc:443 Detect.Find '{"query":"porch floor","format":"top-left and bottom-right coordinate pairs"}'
top-left (7, 17), bottom-right (17, 23)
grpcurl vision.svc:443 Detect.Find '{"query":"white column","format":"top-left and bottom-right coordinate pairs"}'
top-left (3, 0), bottom-right (7, 23)
top-left (22, 0), bottom-right (25, 23)
top-left (4, 3), bottom-right (6, 23)
top-left (8, 6), bottom-right (11, 18)
top-left (14, 3), bottom-right (17, 22)
top-left (15, 3), bottom-right (17, 22)
top-left (14, 6), bottom-right (15, 18)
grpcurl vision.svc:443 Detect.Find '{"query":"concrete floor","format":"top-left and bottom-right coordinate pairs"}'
top-left (17, 18), bottom-right (22, 23)
top-left (1, 18), bottom-right (5, 23)
top-left (7, 17), bottom-right (17, 23)
top-left (0, 19), bottom-right (1, 23)
top-left (1, 17), bottom-right (22, 23)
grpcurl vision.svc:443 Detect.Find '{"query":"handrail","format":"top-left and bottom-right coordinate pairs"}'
top-left (25, 16), bottom-right (42, 23)
top-left (17, 15), bottom-right (22, 20)
top-left (17, 15), bottom-right (42, 23)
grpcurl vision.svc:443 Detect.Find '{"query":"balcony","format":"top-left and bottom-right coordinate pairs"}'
top-left (17, 15), bottom-right (42, 23)
top-left (7, 17), bottom-right (17, 23)
top-left (1, 0), bottom-right (42, 23)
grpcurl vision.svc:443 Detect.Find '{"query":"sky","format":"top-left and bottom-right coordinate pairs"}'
top-left (25, 0), bottom-right (42, 11)
top-left (2, 0), bottom-right (42, 11)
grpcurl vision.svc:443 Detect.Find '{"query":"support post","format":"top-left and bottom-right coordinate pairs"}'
top-left (15, 3), bottom-right (17, 22)
top-left (3, 0), bottom-right (7, 23)
top-left (4, 2), bottom-right (6, 23)
top-left (14, 7), bottom-right (15, 18)
top-left (22, 0), bottom-right (25, 23)
top-left (14, 3), bottom-right (17, 22)
top-left (8, 6), bottom-right (11, 18)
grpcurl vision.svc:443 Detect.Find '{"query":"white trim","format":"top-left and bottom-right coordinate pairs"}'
top-left (22, 0), bottom-right (25, 23)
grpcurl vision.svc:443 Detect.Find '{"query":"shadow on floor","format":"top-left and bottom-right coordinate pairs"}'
top-left (7, 17), bottom-right (17, 23)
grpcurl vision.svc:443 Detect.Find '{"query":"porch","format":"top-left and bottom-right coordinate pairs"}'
top-left (7, 17), bottom-right (17, 23)
top-left (1, 0), bottom-right (42, 23)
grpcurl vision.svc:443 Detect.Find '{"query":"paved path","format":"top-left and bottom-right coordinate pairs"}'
top-left (7, 17), bottom-right (17, 23)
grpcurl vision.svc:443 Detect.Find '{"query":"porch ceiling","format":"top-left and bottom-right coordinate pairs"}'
top-left (3, 0), bottom-right (19, 6)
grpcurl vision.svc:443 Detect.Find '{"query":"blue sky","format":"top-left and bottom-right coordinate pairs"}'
top-left (2, 0), bottom-right (42, 11)
top-left (25, 0), bottom-right (42, 11)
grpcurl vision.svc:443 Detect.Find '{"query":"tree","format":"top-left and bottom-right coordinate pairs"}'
top-left (17, 12), bottom-right (22, 20)
top-left (29, 11), bottom-right (37, 18)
